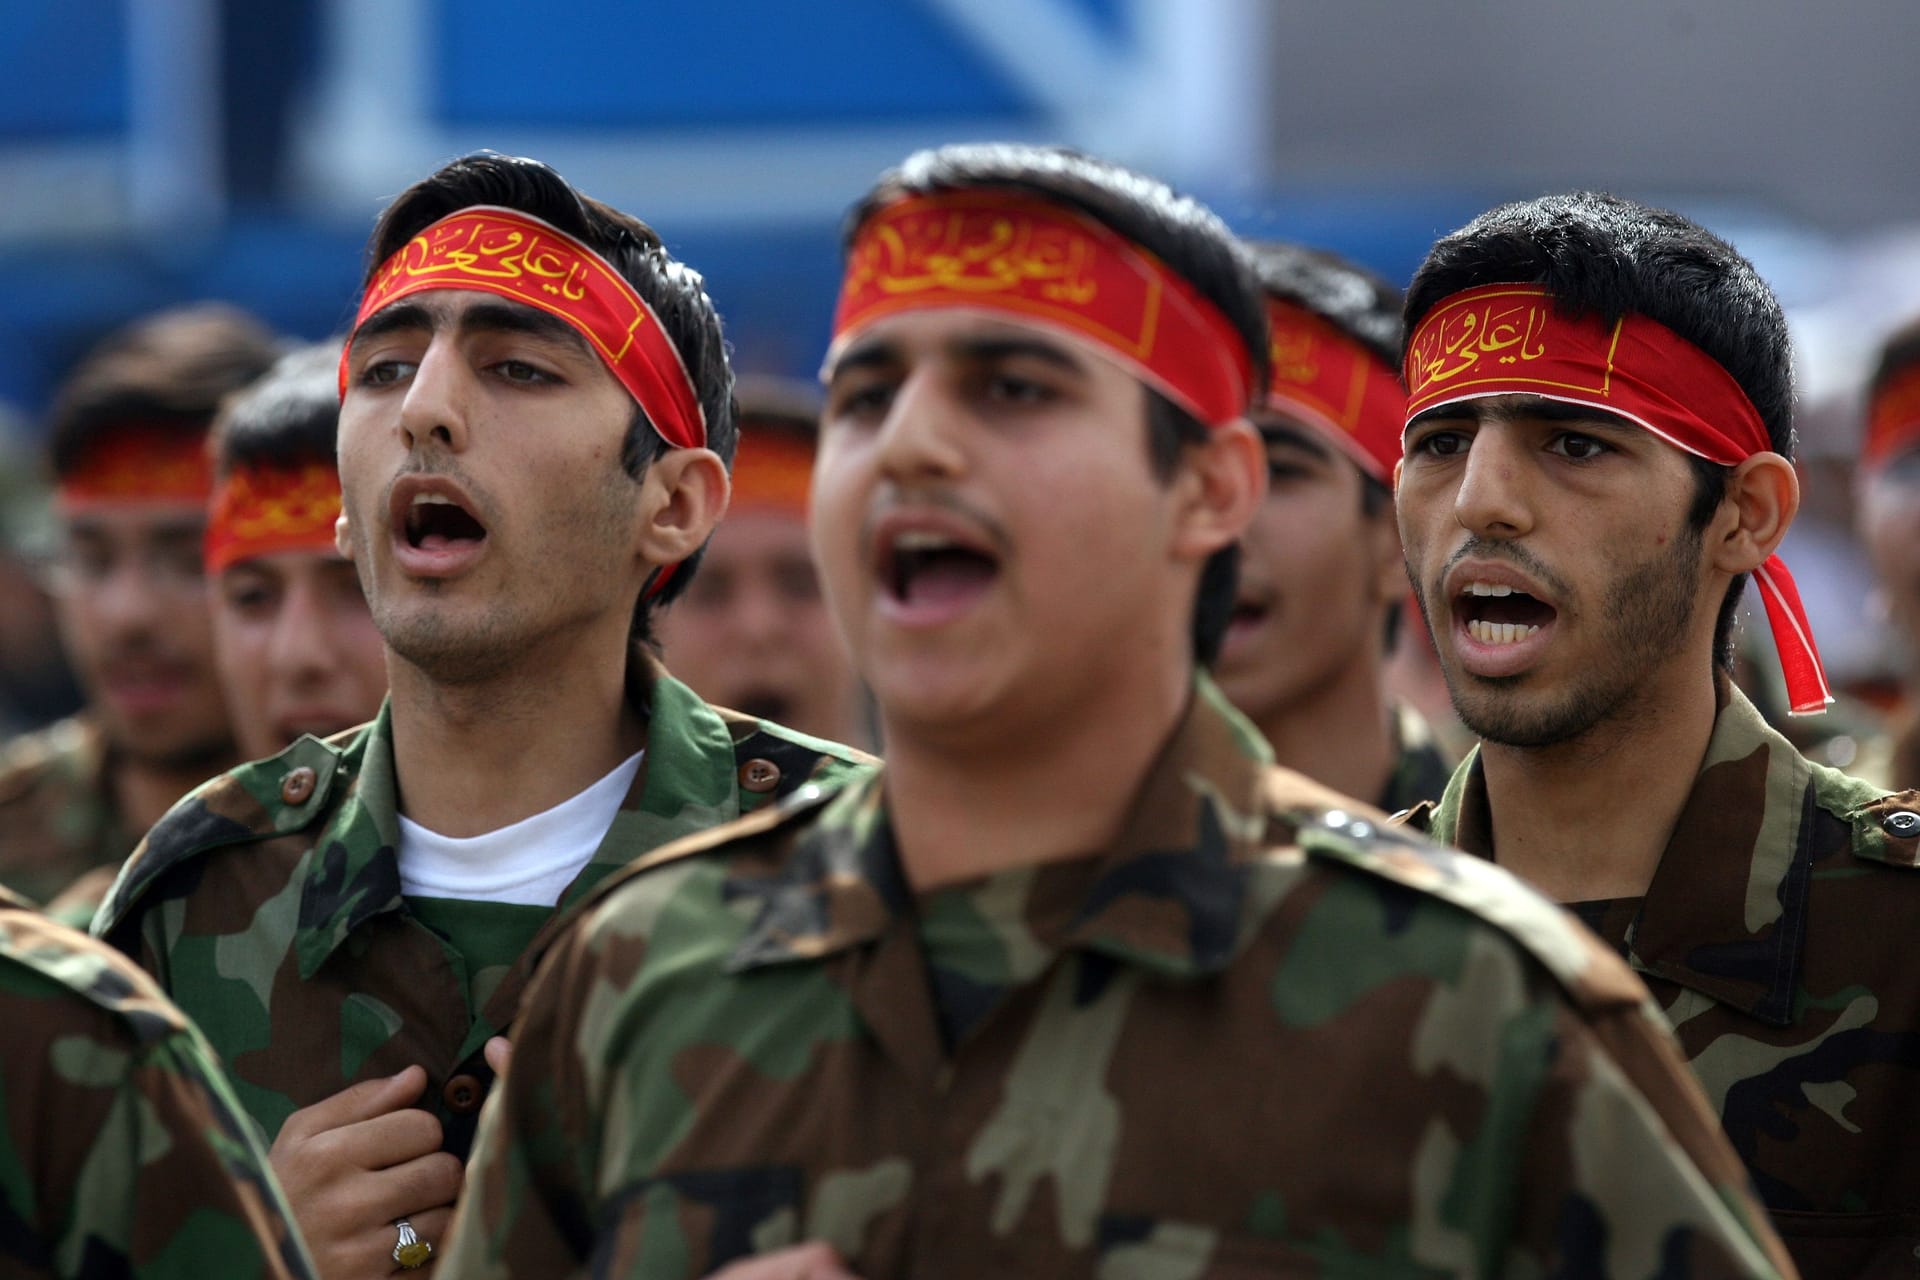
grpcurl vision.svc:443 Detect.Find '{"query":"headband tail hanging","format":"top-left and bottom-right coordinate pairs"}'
top-left (1751, 555), bottom-right (1833, 716)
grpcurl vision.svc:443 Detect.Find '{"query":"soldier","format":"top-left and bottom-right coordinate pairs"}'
top-left (442, 144), bottom-right (1791, 1280)
top-left (1214, 241), bottom-right (1454, 811)
top-left (657, 377), bottom-right (871, 749)
top-left (206, 340), bottom-right (387, 761)
top-left (1395, 191), bottom-right (1920, 1276)
top-left (93, 153), bottom-right (874, 1279)
top-left (0, 305), bottom-right (279, 906)
top-left (0, 885), bottom-right (315, 1278)
top-left (1858, 317), bottom-right (1920, 788)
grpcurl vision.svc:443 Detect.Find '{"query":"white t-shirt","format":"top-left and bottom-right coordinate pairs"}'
top-left (396, 750), bottom-right (645, 907)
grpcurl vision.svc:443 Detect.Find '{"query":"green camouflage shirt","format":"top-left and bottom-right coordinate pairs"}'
top-left (0, 888), bottom-right (314, 1279)
top-left (442, 675), bottom-right (1791, 1280)
top-left (0, 714), bottom-right (135, 907)
top-left (1409, 685), bottom-right (1920, 1278)
top-left (91, 657), bottom-right (875, 1158)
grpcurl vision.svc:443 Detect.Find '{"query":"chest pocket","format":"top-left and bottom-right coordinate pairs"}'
top-left (1767, 1209), bottom-right (1920, 1280)
top-left (1097, 1214), bottom-right (1453, 1280)
top-left (595, 1165), bottom-right (802, 1279)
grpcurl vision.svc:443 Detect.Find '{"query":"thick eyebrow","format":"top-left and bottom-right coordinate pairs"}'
top-left (1406, 397), bottom-right (1639, 434)
top-left (823, 337), bottom-right (900, 385)
top-left (348, 298), bottom-right (594, 360)
top-left (1257, 421), bottom-right (1334, 461)
top-left (954, 334), bottom-right (1090, 376)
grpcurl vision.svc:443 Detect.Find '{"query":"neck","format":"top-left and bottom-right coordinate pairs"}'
top-left (881, 661), bottom-right (1193, 892)
top-left (387, 631), bottom-right (644, 838)
top-left (1253, 650), bottom-right (1395, 807)
top-left (1477, 666), bottom-right (1720, 902)
top-left (113, 747), bottom-right (238, 833)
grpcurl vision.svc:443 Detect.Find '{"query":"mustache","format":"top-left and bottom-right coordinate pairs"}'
top-left (858, 487), bottom-right (1012, 559)
top-left (1439, 536), bottom-right (1573, 601)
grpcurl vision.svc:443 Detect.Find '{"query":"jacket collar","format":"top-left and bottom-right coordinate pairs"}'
top-left (294, 655), bottom-right (744, 978)
top-left (1427, 686), bottom-right (1813, 1026)
top-left (726, 674), bottom-right (1275, 979)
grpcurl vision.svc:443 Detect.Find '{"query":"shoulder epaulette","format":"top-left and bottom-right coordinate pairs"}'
top-left (1, 905), bottom-right (191, 1045)
top-left (1282, 793), bottom-right (1652, 1015)
top-left (93, 731), bottom-right (359, 938)
top-left (1845, 788), bottom-right (1920, 869)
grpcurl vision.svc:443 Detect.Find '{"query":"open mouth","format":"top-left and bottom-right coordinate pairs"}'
top-left (404, 492), bottom-right (487, 552)
top-left (877, 529), bottom-right (1000, 613)
top-left (1455, 581), bottom-right (1557, 646)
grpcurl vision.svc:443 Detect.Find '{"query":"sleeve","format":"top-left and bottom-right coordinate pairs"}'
top-left (20, 1001), bottom-right (316, 1279)
top-left (1507, 996), bottom-right (1797, 1280)
top-left (438, 918), bottom-right (607, 1280)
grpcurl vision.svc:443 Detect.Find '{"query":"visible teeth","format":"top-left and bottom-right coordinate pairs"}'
top-left (1467, 620), bottom-right (1540, 646)
top-left (893, 530), bottom-right (956, 553)
top-left (1465, 582), bottom-right (1515, 597)
top-left (411, 493), bottom-right (453, 507)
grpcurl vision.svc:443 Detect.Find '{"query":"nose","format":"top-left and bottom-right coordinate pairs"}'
top-left (268, 575), bottom-right (337, 686)
top-left (873, 367), bottom-right (967, 486)
top-left (92, 556), bottom-right (167, 633)
top-left (397, 341), bottom-right (472, 454)
top-left (1453, 427), bottom-right (1535, 539)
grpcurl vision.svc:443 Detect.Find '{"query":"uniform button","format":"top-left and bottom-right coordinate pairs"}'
top-left (1884, 810), bottom-right (1920, 838)
top-left (280, 767), bottom-right (317, 805)
top-left (442, 1074), bottom-right (484, 1113)
top-left (738, 758), bottom-right (782, 793)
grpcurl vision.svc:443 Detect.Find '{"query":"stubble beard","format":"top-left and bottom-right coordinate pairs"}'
top-left (1445, 531), bottom-right (1704, 749)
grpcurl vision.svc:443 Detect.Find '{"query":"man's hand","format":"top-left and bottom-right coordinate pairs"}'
top-left (482, 1036), bottom-right (510, 1076)
top-left (703, 1243), bottom-right (862, 1279)
top-left (268, 1066), bottom-right (464, 1278)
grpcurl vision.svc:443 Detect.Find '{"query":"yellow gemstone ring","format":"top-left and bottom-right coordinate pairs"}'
top-left (392, 1219), bottom-right (433, 1270)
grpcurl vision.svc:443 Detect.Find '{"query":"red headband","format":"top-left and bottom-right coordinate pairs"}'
top-left (57, 425), bottom-right (212, 509)
top-left (729, 431), bottom-right (813, 517)
top-left (1405, 283), bottom-right (1831, 715)
top-left (205, 460), bottom-right (343, 576)
top-left (830, 191), bottom-right (1252, 428)
top-left (1864, 362), bottom-right (1920, 471)
top-left (344, 206), bottom-right (704, 450)
top-left (1262, 297), bottom-right (1405, 483)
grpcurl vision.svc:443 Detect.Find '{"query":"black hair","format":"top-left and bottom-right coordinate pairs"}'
top-left (48, 303), bottom-right (282, 479)
top-left (1404, 191), bottom-right (1796, 672)
top-left (209, 341), bottom-right (342, 477)
top-left (844, 142), bottom-right (1267, 667)
top-left (362, 152), bottom-right (738, 652)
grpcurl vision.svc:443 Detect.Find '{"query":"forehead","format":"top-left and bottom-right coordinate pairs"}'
top-left (220, 548), bottom-right (353, 578)
top-left (826, 310), bottom-right (1111, 380)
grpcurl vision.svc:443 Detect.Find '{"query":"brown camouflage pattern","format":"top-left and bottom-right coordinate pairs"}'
top-left (0, 714), bottom-right (135, 907)
top-left (441, 676), bottom-right (1793, 1280)
top-left (90, 655), bottom-right (876, 1158)
top-left (1409, 685), bottom-right (1920, 1278)
top-left (0, 887), bottom-right (314, 1278)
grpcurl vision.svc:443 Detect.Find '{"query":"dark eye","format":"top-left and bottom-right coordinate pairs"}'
top-left (495, 360), bottom-right (555, 385)
top-left (360, 359), bottom-right (415, 387)
top-left (1414, 430), bottom-right (1469, 458)
top-left (826, 379), bottom-right (894, 424)
top-left (1551, 433), bottom-right (1609, 461)
top-left (985, 373), bottom-right (1052, 405)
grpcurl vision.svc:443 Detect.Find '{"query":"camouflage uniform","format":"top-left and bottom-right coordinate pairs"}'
top-left (442, 676), bottom-right (1792, 1280)
top-left (91, 656), bottom-right (875, 1157)
top-left (0, 714), bottom-right (135, 907)
top-left (0, 887), bottom-right (314, 1279)
top-left (1408, 685), bottom-right (1920, 1278)
top-left (1380, 699), bottom-right (1457, 815)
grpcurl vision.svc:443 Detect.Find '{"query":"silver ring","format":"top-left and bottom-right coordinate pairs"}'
top-left (393, 1218), bottom-right (432, 1269)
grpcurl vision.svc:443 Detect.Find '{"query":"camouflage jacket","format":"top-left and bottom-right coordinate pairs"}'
top-left (442, 676), bottom-right (1792, 1280)
top-left (91, 657), bottom-right (876, 1158)
top-left (0, 714), bottom-right (135, 907)
top-left (1408, 686), bottom-right (1920, 1278)
top-left (1380, 699), bottom-right (1458, 816)
top-left (0, 888), bottom-right (314, 1279)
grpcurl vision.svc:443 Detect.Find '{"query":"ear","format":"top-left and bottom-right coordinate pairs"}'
top-left (1169, 417), bottom-right (1266, 563)
top-left (1365, 488), bottom-right (1408, 607)
top-left (636, 447), bottom-right (731, 568)
top-left (334, 513), bottom-right (354, 562)
top-left (1711, 452), bottom-right (1799, 576)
